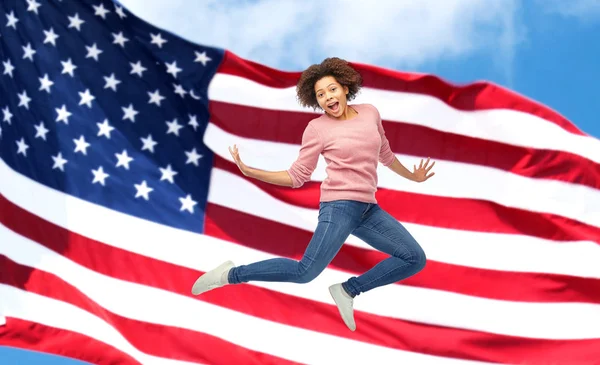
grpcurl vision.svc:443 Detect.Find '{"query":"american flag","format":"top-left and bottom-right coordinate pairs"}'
top-left (1, 0), bottom-right (599, 364)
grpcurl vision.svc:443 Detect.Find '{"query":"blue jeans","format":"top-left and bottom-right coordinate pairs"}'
top-left (228, 199), bottom-right (426, 297)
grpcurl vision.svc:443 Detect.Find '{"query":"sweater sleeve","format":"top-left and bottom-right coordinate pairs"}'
top-left (374, 106), bottom-right (395, 166)
top-left (286, 124), bottom-right (323, 188)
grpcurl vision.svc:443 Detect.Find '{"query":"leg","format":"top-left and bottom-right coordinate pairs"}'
top-left (191, 200), bottom-right (363, 295)
top-left (343, 204), bottom-right (426, 297)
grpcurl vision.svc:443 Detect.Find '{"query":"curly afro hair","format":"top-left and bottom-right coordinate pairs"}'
top-left (296, 57), bottom-right (363, 111)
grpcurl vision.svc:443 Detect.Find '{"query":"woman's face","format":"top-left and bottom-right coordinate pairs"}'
top-left (314, 75), bottom-right (349, 118)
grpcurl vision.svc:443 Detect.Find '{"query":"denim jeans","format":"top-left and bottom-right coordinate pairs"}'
top-left (228, 199), bottom-right (427, 297)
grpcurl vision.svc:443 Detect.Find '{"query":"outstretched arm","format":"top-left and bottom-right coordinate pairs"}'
top-left (387, 156), bottom-right (435, 183)
top-left (229, 144), bottom-right (293, 187)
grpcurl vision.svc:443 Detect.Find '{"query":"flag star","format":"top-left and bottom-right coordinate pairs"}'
top-left (34, 121), bottom-right (49, 140)
top-left (2, 106), bottom-right (13, 124)
top-left (103, 73), bottom-right (121, 91)
top-left (93, 3), bottom-right (110, 19)
top-left (115, 149), bottom-right (134, 169)
top-left (79, 89), bottom-right (95, 108)
top-left (97, 119), bottom-right (114, 138)
top-left (194, 51), bottom-right (212, 66)
top-left (16, 138), bottom-right (29, 156)
top-left (52, 152), bottom-right (68, 171)
top-left (26, 0), bottom-right (42, 14)
top-left (188, 114), bottom-right (199, 131)
top-left (85, 43), bottom-right (103, 61)
top-left (22, 43), bottom-right (36, 61)
top-left (122, 104), bottom-right (138, 122)
top-left (43, 28), bottom-right (59, 46)
top-left (148, 89), bottom-right (165, 106)
top-left (141, 134), bottom-right (157, 152)
top-left (55, 104), bottom-right (72, 124)
top-left (159, 164), bottom-right (178, 183)
top-left (6, 11), bottom-right (19, 29)
top-left (3, 59), bottom-right (15, 77)
top-left (73, 135), bottom-right (91, 155)
top-left (39, 74), bottom-right (54, 93)
top-left (61, 58), bottom-right (77, 76)
top-left (166, 118), bottom-right (183, 136)
top-left (165, 61), bottom-right (182, 78)
top-left (173, 83), bottom-right (187, 98)
top-left (179, 194), bottom-right (197, 213)
top-left (68, 13), bottom-right (85, 31)
top-left (112, 31), bottom-right (129, 47)
top-left (130, 61), bottom-right (146, 77)
top-left (185, 148), bottom-right (202, 166)
top-left (92, 166), bottom-right (109, 186)
top-left (134, 180), bottom-right (153, 200)
top-left (150, 32), bottom-right (167, 48)
top-left (115, 5), bottom-right (127, 19)
top-left (18, 90), bottom-right (32, 109)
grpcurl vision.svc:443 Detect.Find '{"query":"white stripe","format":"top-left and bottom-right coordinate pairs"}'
top-left (2, 165), bottom-right (600, 340)
top-left (203, 122), bottom-right (600, 230)
top-left (208, 73), bottom-right (600, 164)
top-left (208, 167), bottom-right (600, 279)
top-left (0, 226), bottom-right (495, 365)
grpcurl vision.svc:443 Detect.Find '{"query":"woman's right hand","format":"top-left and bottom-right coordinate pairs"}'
top-left (228, 144), bottom-right (250, 176)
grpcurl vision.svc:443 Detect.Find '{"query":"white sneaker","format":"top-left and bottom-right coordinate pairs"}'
top-left (328, 283), bottom-right (356, 331)
top-left (191, 260), bottom-right (235, 295)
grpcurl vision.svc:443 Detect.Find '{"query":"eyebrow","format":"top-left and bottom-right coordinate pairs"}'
top-left (315, 83), bottom-right (336, 93)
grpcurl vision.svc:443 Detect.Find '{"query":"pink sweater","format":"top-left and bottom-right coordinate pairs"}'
top-left (286, 103), bottom-right (395, 203)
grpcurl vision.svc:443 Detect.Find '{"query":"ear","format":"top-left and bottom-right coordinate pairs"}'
top-left (344, 85), bottom-right (349, 94)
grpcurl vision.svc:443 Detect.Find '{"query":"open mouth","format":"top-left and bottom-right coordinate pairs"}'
top-left (327, 101), bottom-right (339, 113)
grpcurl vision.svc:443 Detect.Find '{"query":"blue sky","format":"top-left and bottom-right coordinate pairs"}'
top-left (2, 0), bottom-right (599, 364)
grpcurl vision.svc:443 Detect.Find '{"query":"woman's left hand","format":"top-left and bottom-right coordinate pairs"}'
top-left (412, 157), bottom-right (435, 182)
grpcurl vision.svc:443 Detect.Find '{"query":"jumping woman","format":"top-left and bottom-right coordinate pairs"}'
top-left (191, 57), bottom-right (435, 331)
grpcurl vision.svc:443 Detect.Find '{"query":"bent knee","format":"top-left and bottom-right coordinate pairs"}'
top-left (294, 263), bottom-right (323, 283)
top-left (411, 246), bottom-right (427, 272)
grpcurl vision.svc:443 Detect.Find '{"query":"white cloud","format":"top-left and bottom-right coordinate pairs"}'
top-left (118, 0), bottom-right (522, 75)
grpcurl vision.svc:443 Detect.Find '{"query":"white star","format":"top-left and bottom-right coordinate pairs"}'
top-left (92, 166), bottom-right (109, 186)
top-left (150, 32), bottom-right (167, 48)
top-left (55, 105), bottom-right (72, 124)
top-left (115, 149), bottom-right (133, 169)
top-left (26, 0), bottom-right (42, 14)
top-left (115, 5), bottom-right (127, 19)
top-left (122, 104), bottom-right (138, 122)
top-left (39, 74), bottom-right (54, 93)
top-left (140, 134), bottom-right (157, 152)
top-left (97, 119), bottom-right (114, 138)
top-left (85, 43), bottom-right (102, 61)
top-left (17, 90), bottom-right (31, 109)
top-left (103, 73), bottom-right (121, 91)
top-left (194, 51), bottom-right (212, 66)
top-left (61, 58), bottom-right (77, 76)
top-left (188, 114), bottom-right (199, 131)
top-left (147, 89), bottom-right (165, 106)
top-left (3, 59), bottom-right (15, 77)
top-left (165, 61), bottom-right (182, 78)
top-left (43, 28), bottom-right (59, 46)
top-left (22, 43), bottom-right (36, 61)
top-left (68, 13), bottom-right (85, 31)
top-left (159, 164), bottom-right (178, 183)
top-left (130, 61), bottom-right (146, 77)
top-left (16, 138), bottom-right (29, 156)
top-left (185, 148), bottom-right (202, 166)
top-left (173, 83), bottom-right (187, 98)
top-left (6, 11), bottom-right (19, 29)
top-left (79, 89), bottom-right (95, 108)
top-left (112, 31), bottom-right (128, 47)
top-left (134, 180), bottom-right (153, 200)
top-left (93, 3), bottom-right (110, 19)
top-left (179, 194), bottom-right (197, 213)
top-left (166, 118), bottom-right (183, 136)
top-left (73, 135), bottom-right (91, 155)
top-left (2, 106), bottom-right (13, 124)
top-left (52, 152), bottom-right (68, 171)
top-left (34, 121), bottom-right (49, 140)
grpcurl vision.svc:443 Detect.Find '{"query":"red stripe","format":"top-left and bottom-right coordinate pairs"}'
top-left (1, 196), bottom-right (600, 364)
top-left (213, 156), bottom-right (600, 245)
top-left (217, 50), bottom-right (586, 136)
top-left (0, 256), bottom-right (303, 365)
top-left (209, 101), bottom-right (599, 190)
top-left (0, 318), bottom-right (139, 365)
